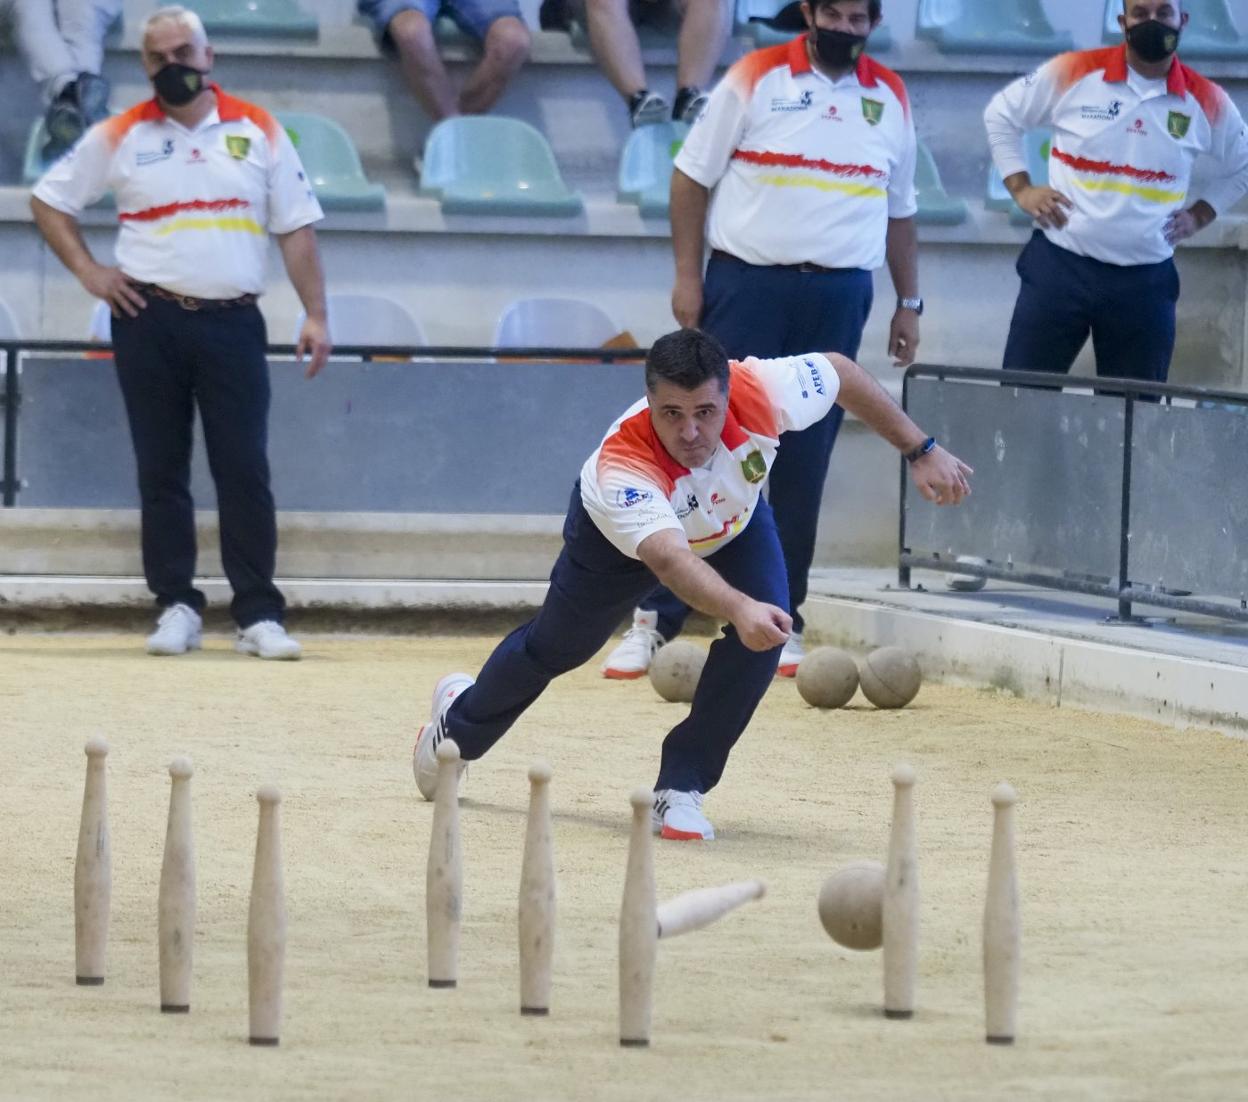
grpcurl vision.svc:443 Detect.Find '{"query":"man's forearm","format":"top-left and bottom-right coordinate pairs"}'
top-left (277, 225), bottom-right (327, 318)
top-left (885, 216), bottom-right (918, 300)
top-left (30, 197), bottom-right (95, 279)
top-left (670, 170), bottom-right (710, 280)
top-left (1003, 171), bottom-right (1033, 199)
top-left (830, 354), bottom-right (927, 454)
top-left (639, 532), bottom-right (743, 624)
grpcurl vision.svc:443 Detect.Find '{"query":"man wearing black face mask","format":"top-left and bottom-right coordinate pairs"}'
top-left (601, 0), bottom-right (921, 681)
top-left (985, 0), bottom-right (1248, 387)
top-left (30, 5), bottom-right (333, 660)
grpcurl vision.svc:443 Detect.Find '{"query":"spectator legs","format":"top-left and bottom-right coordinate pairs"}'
top-left (389, 9), bottom-right (461, 121)
top-left (584, 0), bottom-right (647, 99)
top-left (460, 16), bottom-right (530, 114)
top-left (674, 0), bottom-right (729, 92)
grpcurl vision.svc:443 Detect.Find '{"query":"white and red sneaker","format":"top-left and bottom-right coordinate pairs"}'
top-left (651, 789), bottom-right (714, 841)
top-left (412, 672), bottom-right (474, 801)
top-left (776, 630), bottom-right (805, 678)
top-left (602, 608), bottom-right (664, 680)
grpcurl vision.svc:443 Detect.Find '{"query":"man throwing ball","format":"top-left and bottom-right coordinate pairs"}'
top-left (416, 329), bottom-right (971, 840)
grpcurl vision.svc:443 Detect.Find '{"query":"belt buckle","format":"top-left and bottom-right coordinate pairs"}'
top-left (178, 294), bottom-right (202, 312)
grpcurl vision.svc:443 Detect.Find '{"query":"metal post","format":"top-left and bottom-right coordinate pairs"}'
top-left (898, 369), bottom-right (911, 590)
top-left (2, 347), bottom-right (18, 507)
top-left (1116, 397), bottom-right (1134, 622)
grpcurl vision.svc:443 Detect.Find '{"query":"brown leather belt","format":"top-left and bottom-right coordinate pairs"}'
top-left (139, 283), bottom-right (259, 311)
top-left (710, 248), bottom-right (848, 274)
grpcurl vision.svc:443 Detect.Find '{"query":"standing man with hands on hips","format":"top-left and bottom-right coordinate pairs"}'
top-left (30, 5), bottom-right (332, 659)
top-left (984, 0), bottom-right (1248, 385)
top-left (602, 0), bottom-right (923, 681)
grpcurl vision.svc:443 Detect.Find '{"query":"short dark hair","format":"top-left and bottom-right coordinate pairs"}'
top-left (645, 329), bottom-right (730, 394)
top-left (1123, 0), bottom-right (1180, 9)
top-left (810, 0), bottom-right (882, 21)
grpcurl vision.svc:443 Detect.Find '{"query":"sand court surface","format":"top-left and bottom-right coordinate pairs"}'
top-left (2, 632), bottom-right (1247, 1101)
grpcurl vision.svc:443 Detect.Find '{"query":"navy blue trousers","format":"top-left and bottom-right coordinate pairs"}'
top-left (111, 298), bottom-right (285, 628)
top-left (444, 484), bottom-right (789, 793)
top-left (1003, 231), bottom-right (1178, 383)
top-left (643, 254), bottom-right (874, 637)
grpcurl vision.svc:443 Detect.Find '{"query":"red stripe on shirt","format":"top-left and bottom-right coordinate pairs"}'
top-left (119, 198), bottom-right (253, 222)
top-left (1050, 147), bottom-right (1177, 184)
top-left (731, 149), bottom-right (887, 180)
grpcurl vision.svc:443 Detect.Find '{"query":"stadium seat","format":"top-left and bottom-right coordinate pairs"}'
top-left (0, 298), bottom-right (19, 339)
top-left (986, 129), bottom-right (1050, 224)
top-left (184, 0), bottom-right (317, 39)
top-left (276, 113), bottom-right (386, 212)
top-left (88, 301), bottom-right (112, 342)
top-left (493, 297), bottom-right (619, 347)
top-left (420, 118), bottom-right (583, 217)
top-left (917, 0), bottom-right (1073, 54)
top-left (618, 122), bottom-right (688, 219)
top-left (22, 119), bottom-right (116, 202)
top-left (1102, 0), bottom-right (1247, 58)
top-left (914, 142), bottom-right (968, 225)
top-left (735, 0), bottom-right (893, 50)
top-left (292, 293), bottom-right (427, 348)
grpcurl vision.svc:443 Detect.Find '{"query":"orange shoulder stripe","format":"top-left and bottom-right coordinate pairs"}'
top-left (214, 88), bottom-right (281, 143)
top-left (726, 41), bottom-right (795, 97)
top-left (598, 409), bottom-right (679, 496)
top-left (728, 362), bottom-right (779, 440)
top-left (1051, 46), bottom-right (1123, 92)
top-left (862, 57), bottom-right (909, 119)
top-left (99, 99), bottom-right (164, 149)
top-left (1175, 63), bottom-right (1226, 125)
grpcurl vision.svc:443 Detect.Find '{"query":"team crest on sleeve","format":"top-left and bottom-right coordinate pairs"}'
top-left (225, 135), bottom-right (251, 159)
top-left (1167, 111), bottom-right (1191, 140)
top-left (861, 98), bottom-right (885, 126)
top-left (740, 450), bottom-right (767, 484)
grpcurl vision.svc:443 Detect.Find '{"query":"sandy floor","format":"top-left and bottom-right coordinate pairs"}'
top-left (2, 632), bottom-right (1247, 1102)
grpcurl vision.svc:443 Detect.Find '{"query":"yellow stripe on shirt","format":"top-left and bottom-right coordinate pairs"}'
top-left (152, 216), bottom-right (266, 237)
top-left (754, 173), bottom-right (888, 200)
top-left (1072, 178), bottom-right (1187, 205)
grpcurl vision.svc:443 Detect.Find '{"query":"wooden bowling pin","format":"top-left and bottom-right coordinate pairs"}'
top-left (518, 761), bottom-right (555, 1016)
top-left (248, 786), bottom-right (286, 1046)
top-left (983, 782), bottom-right (1020, 1045)
top-left (75, 736), bottom-right (111, 986)
top-left (883, 763), bottom-right (918, 1020)
top-left (618, 788), bottom-right (657, 1048)
top-left (427, 739), bottom-right (462, 990)
top-left (158, 757), bottom-right (196, 1013)
top-left (656, 880), bottom-right (766, 940)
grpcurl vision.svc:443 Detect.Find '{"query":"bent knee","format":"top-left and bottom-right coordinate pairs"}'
top-left (484, 17), bottom-right (531, 64)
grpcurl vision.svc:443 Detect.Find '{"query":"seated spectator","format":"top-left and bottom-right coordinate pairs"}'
top-left (552, 0), bottom-right (730, 127)
top-left (359, 0), bottom-right (530, 131)
top-left (1, 0), bottom-right (120, 158)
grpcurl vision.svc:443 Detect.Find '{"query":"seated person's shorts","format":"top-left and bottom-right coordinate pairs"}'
top-left (359, 0), bottom-right (523, 46)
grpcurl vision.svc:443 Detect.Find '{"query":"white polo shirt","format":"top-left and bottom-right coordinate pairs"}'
top-left (33, 85), bottom-right (323, 299)
top-left (676, 36), bottom-right (917, 272)
top-left (580, 354), bottom-right (839, 559)
top-left (984, 46), bottom-right (1248, 266)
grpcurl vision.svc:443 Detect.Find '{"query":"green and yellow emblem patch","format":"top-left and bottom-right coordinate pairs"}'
top-left (741, 450), bottom-right (767, 484)
top-left (1167, 111), bottom-right (1191, 140)
top-left (861, 98), bottom-right (885, 126)
top-left (225, 135), bottom-right (251, 160)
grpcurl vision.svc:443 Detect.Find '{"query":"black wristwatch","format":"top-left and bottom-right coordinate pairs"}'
top-left (904, 436), bottom-right (937, 464)
top-left (897, 296), bottom-right (924, 315)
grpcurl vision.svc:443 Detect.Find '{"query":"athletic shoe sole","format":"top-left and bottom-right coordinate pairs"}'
top-left (602, 667), bottom-right (648, 680)
top-left (776, 662), bottom-right (799, 678)
top-left (147, 637), bottom-right (203, 657)
top-left (660, 824), bottom-right (714, 841)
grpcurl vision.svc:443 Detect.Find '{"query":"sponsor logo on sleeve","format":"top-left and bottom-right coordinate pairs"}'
top-left (616, 487), bottom-right (653, 508)
top-left (861, 98), bottom-right (885, 126)
top-left (806, 358), bottom-right (826, 397)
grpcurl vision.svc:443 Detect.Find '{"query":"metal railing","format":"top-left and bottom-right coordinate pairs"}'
top-left (899, 364), bottom-right (1248, 624)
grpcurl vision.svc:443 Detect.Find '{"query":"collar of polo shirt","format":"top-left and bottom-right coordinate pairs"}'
top-left (1100, 43), bottom-right (1190, 98)
top-left (783, 33), bottom-right (881, 88)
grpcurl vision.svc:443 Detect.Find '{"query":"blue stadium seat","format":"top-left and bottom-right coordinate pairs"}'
top-left (277, 113), bottom-right (386, 212)
top-left (618, 122), bottom-right (688, 219)
top-left (294, 293), bottom-right (427, 347)
top-left (185, 0), bottom-right (318, 38)
top-left (914, 141), bottom-right (968, 225)
top-left (986, 129), bottom-right (1050, 224)
top-left (1102, 0), bottom-right (1247, 59)
top-left (420, 117), bottom-right (583, 217)
top-left (918, 0), bottom-right (1072, 55)
top-left (494, 297), bottom-right (620, 347)
top-left (735, 0), bottom-right (893, 49)
top-left (0, 298), bottom-right (19, 340)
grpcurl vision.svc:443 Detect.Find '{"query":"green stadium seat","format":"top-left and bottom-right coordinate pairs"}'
top-left (918, 0), bottom-right (1072, 55)
top-left (277, 113), bottom-right (386, 212)
top-left (185, 0), bottom-right (317, 39)
top-left (914, 141), bottom-right (968, 225)
top-left (618, 121), bottom-right (688, 219)
top-left (22, 120), bottom-right (114, 208)
top-left (735, 0), bottom-right (893, 50)
top-left (420, 117), bottom-right (583, 217)
top-left (986, 129), bottom-right (1050, 224)
top-left (1102, 0), bottom-right (1248, 59)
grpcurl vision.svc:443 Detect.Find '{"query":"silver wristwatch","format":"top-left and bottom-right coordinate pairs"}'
top-left (897, 296), bottom-right (924, 315)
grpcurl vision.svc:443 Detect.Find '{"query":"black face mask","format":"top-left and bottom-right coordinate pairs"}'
top-left (1126, 19), bottom-right (1181, 63)
top-left (811, 26), bottom-right (868, 69)
top-left (152, 63), bottom-right (207, 107)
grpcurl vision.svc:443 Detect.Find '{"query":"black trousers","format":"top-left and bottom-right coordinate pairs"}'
top-left (111, 298), bottom-right (285, 628)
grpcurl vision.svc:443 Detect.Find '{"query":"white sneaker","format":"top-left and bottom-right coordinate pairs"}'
top-left (602, 609), bottom-right (664, 680)
top-left (412, 672), bottom-right (474, 801)
top-left (146, 603), bottom-right (203, 656)
top-left (235, 621), bottom-right (302, 661)
top-left (651, 789), bottom-right (714, 841)
top-left (776, 630), bottom-right (804, 678)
